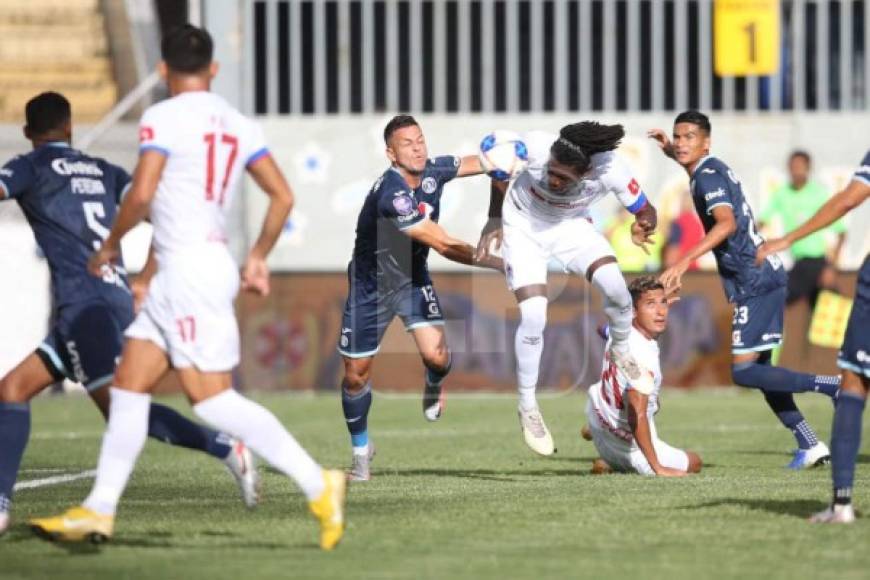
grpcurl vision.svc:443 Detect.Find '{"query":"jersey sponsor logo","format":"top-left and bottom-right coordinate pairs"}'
top-left (139, 126), bottom-right (154, 143)
top-left (627, 178), bottom-right (640, 195)
top-left (51, 158), bottom-right (103, 177)
top-left (392, 194), bottom-right (415, 216)
top-left (762, 333), bottom-right (782, 341)
top-left (705, 188), bottom-right (727, 202)
top-left (70, 177), bottom-right (106, 195)
top-left (701, 168), bottom-right (716, 174)
top-left (421, 177), bottom-right (437, 194)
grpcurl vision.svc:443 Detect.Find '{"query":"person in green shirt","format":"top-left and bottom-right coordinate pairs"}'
top-left (759, 150), bottom-right (846, 309)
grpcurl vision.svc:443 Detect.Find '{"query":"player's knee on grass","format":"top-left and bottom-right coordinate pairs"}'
top-left (343, 357), bottom-right (372, 394)
top-left (686, 451), bottom-right (702, 473)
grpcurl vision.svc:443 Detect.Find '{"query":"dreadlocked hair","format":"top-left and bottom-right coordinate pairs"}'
top-left (560, 121), bottom-right (624, 155)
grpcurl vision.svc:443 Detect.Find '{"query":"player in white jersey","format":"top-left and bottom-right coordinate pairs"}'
top-left (30, 26), bottom-right (346, 550)
top-left (584, 276), bottom-right (702, 476)
top-left (477, 123), bottom-right (658, 456)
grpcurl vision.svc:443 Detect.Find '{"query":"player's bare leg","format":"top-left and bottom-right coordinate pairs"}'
top-left (342, 356), bottom-right (375, 481)
top-left (591, 458), bottom-right (613, 475)
top-left (513, 284), bottom-right (555, 456)
top-left (411, 325), bottom-right (451, 422)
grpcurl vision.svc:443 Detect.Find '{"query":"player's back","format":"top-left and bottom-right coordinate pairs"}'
top-left (0, 143), bottom-right (131, 309)
top-left (138, 91), bottom-right (268, 264)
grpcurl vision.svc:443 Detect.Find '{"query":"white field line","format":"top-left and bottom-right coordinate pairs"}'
top-left (14, 470), bottom-right (96, 491)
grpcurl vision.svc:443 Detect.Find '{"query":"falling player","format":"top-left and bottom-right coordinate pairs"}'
top-left (30, 26), bottom-right (346, 549)
top-left (649, 111), bottom-right (840, 469)
top-left (338, 114), bottom-right (502, 481)
top-left (757, 149), bottom-right (870, 523)
top-left (584, 276), bottom-right (702, 476)
top-left (0, 92), bottom-right (257, 535)
top-left (476, 123), bottom-right (658, 456)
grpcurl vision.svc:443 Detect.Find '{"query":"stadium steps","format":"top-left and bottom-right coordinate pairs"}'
top-left (0, 0), bottom-right (117, 123)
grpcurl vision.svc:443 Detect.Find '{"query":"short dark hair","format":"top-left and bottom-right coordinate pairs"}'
top-left (674, 110), bottom-right (711, 135)
top-left (25, 91), bottom-right (71, 137)
top-left (628, 276), bottom-right (665, 307)
top-left (789, 150), bottom-right (811, 165)
top-left (161, 25), bottom-right (214, 73)
top-left (551, 121), bottom-right (624, 174)
top-left (383, 114), bottom-right (419, 144)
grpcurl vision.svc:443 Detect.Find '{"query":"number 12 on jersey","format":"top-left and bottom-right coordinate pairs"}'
top-left (204, 133), bottom-right (238, 206)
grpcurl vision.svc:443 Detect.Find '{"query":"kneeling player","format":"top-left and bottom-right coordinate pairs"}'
top-left (585, 277), bottom-right (702, 476)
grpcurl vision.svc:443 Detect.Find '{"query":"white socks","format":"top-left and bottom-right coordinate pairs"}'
top-left (193, 389), bottom-right (325, 500)
top-left (516, 296), bottom-right (548, 411)
top-left (84, 388), bottom-right (151, 516)
top-left (591, 263), bottom-right (633, 353)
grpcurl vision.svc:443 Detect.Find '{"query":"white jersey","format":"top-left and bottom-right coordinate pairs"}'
top-left (138, 91), bottom-right (269, 263)
top-left (587, 326), bottom-right (662, 444)
top-left (507, 130), bottom-right (647, 223)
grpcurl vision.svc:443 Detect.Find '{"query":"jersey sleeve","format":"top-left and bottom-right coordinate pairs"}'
top-left (429, 155), bottom-right (460, 185)
top-left (377, 186), bottom-right (425, 231)
top-left (110, 164), bottom-right (133, 203)
top-left (694, 169), bottom-right (734, 215)
top-left (0, 155), bottom-right (36, 200)
top-left (244, 121), bottom-right (270, 168)
top-left (852, 150), bottom-right (870, 186)
top-left (601, 154), bottom-right (649, 214)
top-left (138, 105), bottom-right (173, 157)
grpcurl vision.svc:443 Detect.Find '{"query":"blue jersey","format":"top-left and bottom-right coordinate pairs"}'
top-left (0, 142), bottom-right (132, 309)
top-left (690, 156), bottom-right (786, 302)
top-left (349, 155), bottom-right (460, 292)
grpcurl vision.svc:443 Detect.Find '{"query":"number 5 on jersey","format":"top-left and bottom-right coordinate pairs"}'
top-left (204, 133), bottom-right (238, 206)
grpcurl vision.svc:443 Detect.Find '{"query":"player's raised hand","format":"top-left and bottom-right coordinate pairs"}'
top-left (663, 283), bottom-right (682, 306)
top-left (241, 254), bottom-right (271, 297)
top-left (87, 244), bottom-right (120, 278)
top-left (630, 221), bottom-right (655, 255)
top-left (475, 219), bottom-right (503, 262)
top-left (647, 128), bottom-right (676, 159)
top-left (755, 238), bottom-right (789, 266)
top-left (659, 261), bottom-right (688, 294)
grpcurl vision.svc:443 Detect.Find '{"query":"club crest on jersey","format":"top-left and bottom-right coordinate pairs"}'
top-left (421, 177), bottom-right (437, 194)
top-left (393, 195), bottom-right (415, 216)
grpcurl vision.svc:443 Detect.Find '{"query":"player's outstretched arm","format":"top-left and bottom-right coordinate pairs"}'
top-left (627, 390), bottom-right (685, 477)
top-left (476, 178), bottom-right (507, 262)
top-left (405, 218), bottom-right (503, 272)
top-left (647, 129), bottom-right (677, 161)
top-left (456, 154), bottom-right (484, 177)
top-left (88, 150), bottom-right (165, 277)
top-left (242, 154), bottom-right (294, 296)
top-left (756, 179), bottom-right (870, 265)
top-left (660, 204), bottom-right (735, 291)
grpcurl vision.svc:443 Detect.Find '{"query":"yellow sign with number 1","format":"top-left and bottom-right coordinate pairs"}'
top-left (714, 0), bottom-right (780, 76)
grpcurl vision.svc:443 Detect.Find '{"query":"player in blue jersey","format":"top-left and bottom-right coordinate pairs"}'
top-left (0, 92), bottom-right (258, 535)
top-left (758, 150), bottom-right (870, 523)
top-left (648, 111), bottom-right (841, 469)
top-left (339, 115), bottom-right (502, 480)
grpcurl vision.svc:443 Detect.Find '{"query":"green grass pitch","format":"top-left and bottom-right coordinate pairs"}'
top-left (2, 390), bottom-right (869, 580)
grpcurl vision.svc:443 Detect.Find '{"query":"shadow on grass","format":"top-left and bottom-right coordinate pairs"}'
top-left (680, 497), bottom-right (829, 519)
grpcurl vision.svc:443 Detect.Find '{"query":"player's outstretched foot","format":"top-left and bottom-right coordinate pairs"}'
top-left (809, 503), bottom-right (856, 524)
top-left (580, 424), bottom-right (592, 441)
top-left (224, 438), bottom-right (261, 509)
top-left (591, 458), bottom-right (613, 475)
top-left (518, 406), bottom-right (555, 456)
top-left (423, 382), bottom-right (445, 422)
top-left (609, 347), bottom-right (654, 394)
top-left (29, 506), bottom-right (113, 543)
top-left (347, 442), bottom-right (376, 482)
top-left (787, 442), bottom-right (830, 470)
top-left (308, 469), bottom-right (347, 550)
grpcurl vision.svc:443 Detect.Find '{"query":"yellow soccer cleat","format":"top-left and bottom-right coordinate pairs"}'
top-left (29, 506), bottom-right (113, 544)
top-left (308, 469), bottom-right (347, 550)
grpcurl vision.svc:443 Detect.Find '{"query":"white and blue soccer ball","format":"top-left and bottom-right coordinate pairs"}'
top-left (478, 131), bottom-right (529, 181)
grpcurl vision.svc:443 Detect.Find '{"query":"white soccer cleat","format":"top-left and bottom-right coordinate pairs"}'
top-left (224, 439), bottom-right (261, 509)
top-left (518, 406), bottom-right (555, 456)
top-left (787, 442), bottom-right (831, 470)
top-left (422, 383), bottom-right (445, 422)
top-left (809, 503), bottom-right (856, 524)
top-left (0, 511), bottom-right (8, 536)
top-left (609, 347), bottom-right (655, 394)
top-left (347, 442), bottom-right (376, 482)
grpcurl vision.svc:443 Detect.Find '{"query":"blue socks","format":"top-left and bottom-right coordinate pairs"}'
top-left (342, 381), bottom-right (372, 450)
top-left (763, 392), bottom-right (819, 450)
top-left (148, 403), bottom-right (232, 460)
top-left (732, 361), bottom-right (840, 397)
top-left (0, 402), bottom-right (30, 512)
top-left (831, 392), bottom-right (866, 505)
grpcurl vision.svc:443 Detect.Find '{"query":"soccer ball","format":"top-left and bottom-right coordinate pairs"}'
top-left (478, 131), bottom-right (529, 181)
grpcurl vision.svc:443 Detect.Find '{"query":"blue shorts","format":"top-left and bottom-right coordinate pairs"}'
top-left (838, 255), bottom-right (870, 378)
top-left (37, 298), bottom-right (133, 391)
top-left (731, 286), bottom-right (785, 355)
top-left (337, 281), bottom-right (444, 358)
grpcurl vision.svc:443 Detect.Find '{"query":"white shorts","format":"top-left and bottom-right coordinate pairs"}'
top-left (125, 244), bottom-right (240, 372)
top-left (585, 399), bottom-right (689, 476)
top-left (501, 198), bottom-right (615, 291)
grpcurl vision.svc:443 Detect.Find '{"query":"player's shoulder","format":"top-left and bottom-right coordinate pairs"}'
top-left (426, 154), bottom-right (460, 170)
top-left (372, 168), bottom-right (408, 198)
